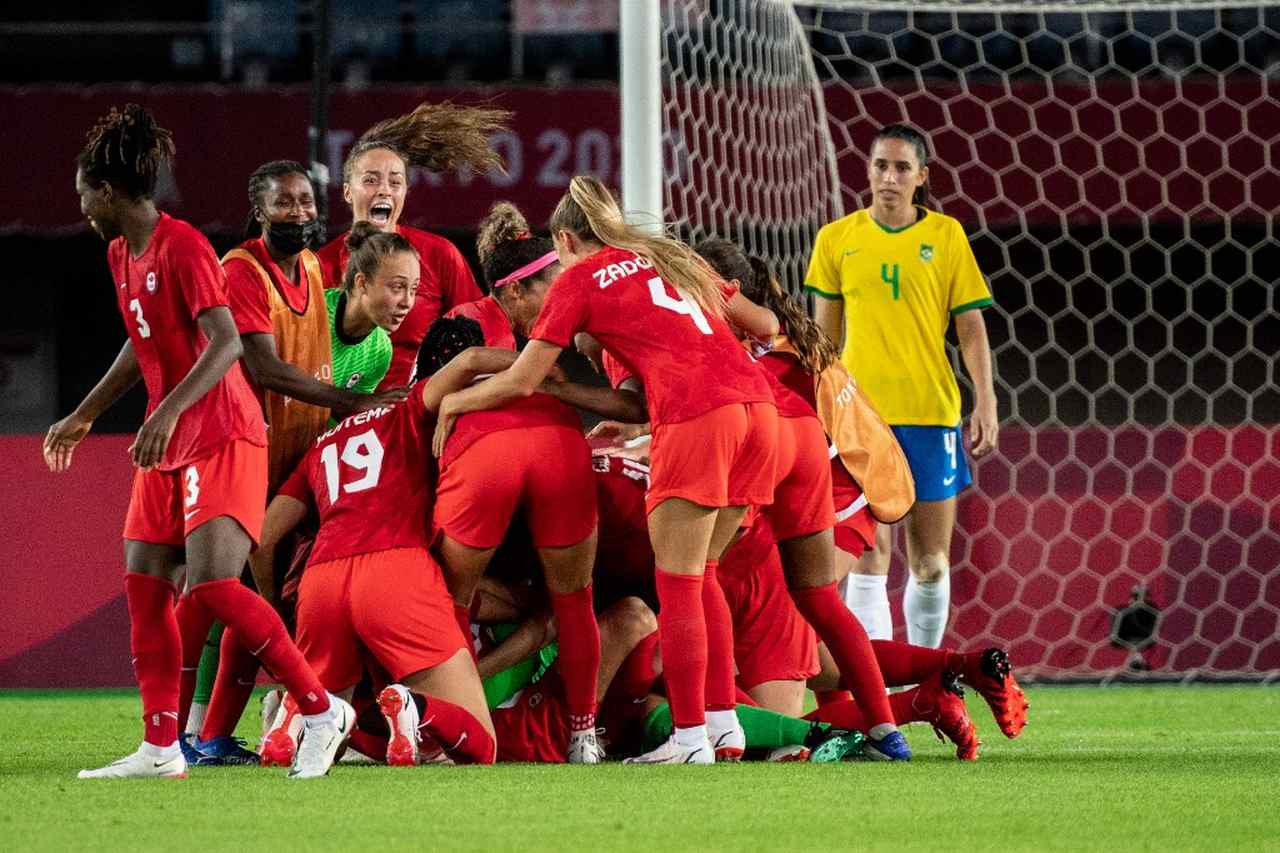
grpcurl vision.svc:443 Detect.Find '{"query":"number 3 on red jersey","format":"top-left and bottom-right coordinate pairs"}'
top-left (319, 429), bottom-right (384, 503)
top-left (647, 277), bottom-right (711, 335)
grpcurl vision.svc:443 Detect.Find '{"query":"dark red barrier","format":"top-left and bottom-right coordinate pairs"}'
top-left (5, 78), bottom-right (1274, 236)
top-left (3, 427), bottom-right (1276, 686)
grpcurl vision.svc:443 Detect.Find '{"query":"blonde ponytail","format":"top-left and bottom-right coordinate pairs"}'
top-left (549, 176), bottom-right (725, 316)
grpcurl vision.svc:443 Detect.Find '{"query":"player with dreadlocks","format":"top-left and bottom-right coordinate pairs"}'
top-left (316, 101), bottom-right (510, 387)
top-left (46, 104), bottom-right (353, 780)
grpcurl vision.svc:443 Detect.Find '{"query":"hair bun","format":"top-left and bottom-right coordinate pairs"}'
top-left (476, 201), bottom-right (531, 266)
top-left (345, 220), bottom-right (383, 253)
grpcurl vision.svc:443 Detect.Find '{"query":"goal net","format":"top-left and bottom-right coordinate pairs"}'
top-left (658, 0), bottom-right (1280, 680)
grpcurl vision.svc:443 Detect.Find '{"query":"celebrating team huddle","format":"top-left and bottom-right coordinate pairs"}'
top-left (46, 101), bottom-right (1027, 779)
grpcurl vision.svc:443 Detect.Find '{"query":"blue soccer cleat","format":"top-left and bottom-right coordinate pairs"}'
top-left (864, 730), bottom-right (913, 762)
top-left (178, 733), bottom-right (207, 766)
top-left (195, 736), bottom-right (261, 766)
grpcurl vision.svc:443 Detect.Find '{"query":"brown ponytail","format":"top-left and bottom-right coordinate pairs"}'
top-left (549, 175), bottom-right (725, 317)
top-left (745, 255), bottom-right (839, 374)
top-left (342, 221), bottom-right (417, 292)
top-left (476, 201), bottom-right (555, 291)
top-left (343, 101), bottom-right (512, 184)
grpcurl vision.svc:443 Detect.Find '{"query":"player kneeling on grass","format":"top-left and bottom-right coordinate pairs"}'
top-left (252, 346), bottom-right (550, 767)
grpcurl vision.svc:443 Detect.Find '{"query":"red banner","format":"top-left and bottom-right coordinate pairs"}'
top-left (0, 85), bottom-right (622, 236)
top-left (4, 78), bottom-right (1272, 237)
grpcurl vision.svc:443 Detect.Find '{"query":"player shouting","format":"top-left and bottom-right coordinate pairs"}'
top-left (316, 102), bottom-right (508, 387)
top-left (47, 104), bottom-right (352, 780)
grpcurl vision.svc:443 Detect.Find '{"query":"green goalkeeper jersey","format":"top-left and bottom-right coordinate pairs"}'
top-left (325, 288), bottom-right (392, 396)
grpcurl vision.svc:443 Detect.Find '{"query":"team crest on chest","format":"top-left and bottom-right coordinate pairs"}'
top-left (919, 244), bottom-right (934, 262)
top-left (146, 271), bottom-right (158, 293)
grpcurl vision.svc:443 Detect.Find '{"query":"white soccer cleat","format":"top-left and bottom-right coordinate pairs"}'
top-left (287, 695), bottom-right (354, 780)
top-left (766, 744), bottom-right (811, 762)
top-left (567, 728), bottom-right (605, 764)
top-left (624, 734), bottom-right (713, 765)
top-left (708, 722), bottom-right (746, 762)
top-left (377, 684), bottom-right (420, 767)
top-left (260, 692), bottom-right (304, 767)
top-left (77, 744), bottom-right (187, 780)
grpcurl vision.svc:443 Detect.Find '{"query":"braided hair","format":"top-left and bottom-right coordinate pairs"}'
top-left (244, 159), bottom-right (312, 239)
top-left (416, 316), bottom-right (485, 378)
top-left (77, 104), bottom-right (175, 199)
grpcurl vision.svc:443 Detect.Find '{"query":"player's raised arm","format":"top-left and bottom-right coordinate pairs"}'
top-left (44, 339), bottom-right (140, 472)
top-left (430, 340), bottom-right (564, 457)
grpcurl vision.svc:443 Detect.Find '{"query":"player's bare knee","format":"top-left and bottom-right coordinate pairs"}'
top-left (604, 596), bottom-right (658, 644)
top-left (910, 554), bottom-right (949, 584)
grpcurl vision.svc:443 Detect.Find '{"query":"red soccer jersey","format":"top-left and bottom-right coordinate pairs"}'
top-left (224, 237), bottom-right (314, 336)
top-left (591, 455), bottom-right (656, 589)
top-left (531, 246), bottom-right (773, 426)
top-left (756, 349), bottom-right (821, 419)
top-left (277, 382), bottom-right (435, 564)
top-left (444, 295), bottom-right (517, 350)
top-left (317, 224), bottom-right (482, 389)
top-left (440, 391), bottom-right (582, 469)
top-left (108, 213), bottom-right (266, 471)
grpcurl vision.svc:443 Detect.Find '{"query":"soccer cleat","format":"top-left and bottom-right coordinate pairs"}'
top-left (959, 648), bottom-right (1029, 739)
top-left (376, 684), bottom-right (420, 767)
top-left (708, 721), bottom-right (746, 762)
top-left (288, 695), bottom-right (355, 780)
top-left (864, 729), bottom-right (912, 761)
top-left (766, 745), bottom-right (811, 762)
top-left (624, 734), bottom-right (714, 765)
top-left (260, 693), bottom-right (303, 768)
top-left (78, 745), bottom-right (187, 780)
top-left (567, 728), bottom-right (605, 764)
top-left (179, 732), bottom-right (207, 766)
top-left (914, 671), bottom-right (981, 761)
top-left (195, 736), bottom-right (261, 766)
top-left (805, 724), bottom-right (866, 763)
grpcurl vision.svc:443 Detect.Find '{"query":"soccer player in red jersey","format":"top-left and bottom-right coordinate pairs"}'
top-left (45, 105), bottom-right (352, 780)
top-left (418, 311), bottom-right (645, 763)
top-left (315, 103), bottom-right (508, 387)
top-left (444, 202), bottom-right (558, 350)
top-left (697, 239), bottom-right (907, 760)
top-left (253, 348), bottom-right (537, 767)
top-left (431, 176), bottom-right (780, 764)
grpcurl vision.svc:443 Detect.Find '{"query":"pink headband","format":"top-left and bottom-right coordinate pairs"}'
top-left (493, 251), bottom-right (558, 289)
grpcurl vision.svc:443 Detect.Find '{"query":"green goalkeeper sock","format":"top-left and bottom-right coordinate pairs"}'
top-left (192, 621), bottom-right (224, 705)
top-left (640, 703), bottom-right (823, 752)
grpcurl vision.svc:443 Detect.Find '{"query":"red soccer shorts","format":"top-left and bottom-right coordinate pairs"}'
top-left (435, 425), bottom-right (597, 550)
top-left (123, 438), bottom-right (267, 547)
top-left (295, 547), bottom-right (465, 691)
top-left (831, 461), bottom-right (876, 558)
top-left (492, 669), bottom-right (570, 763)
top-left (763, 415), bottom-right (836, 542)
top-left (719, 523), bottom-right (819, 690)
top-left (646, 402), bottom-right (779, 514)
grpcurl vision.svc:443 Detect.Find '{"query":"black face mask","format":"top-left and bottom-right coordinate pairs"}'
top-left (264, 218), bottom-right (323, 255)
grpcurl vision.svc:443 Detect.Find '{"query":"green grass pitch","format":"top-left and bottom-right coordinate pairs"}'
top-left (2, 686), bottom-right (1277, 851)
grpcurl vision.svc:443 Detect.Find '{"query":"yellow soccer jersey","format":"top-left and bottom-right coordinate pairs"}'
top-left (805, 207), bottom-right (992, 426)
